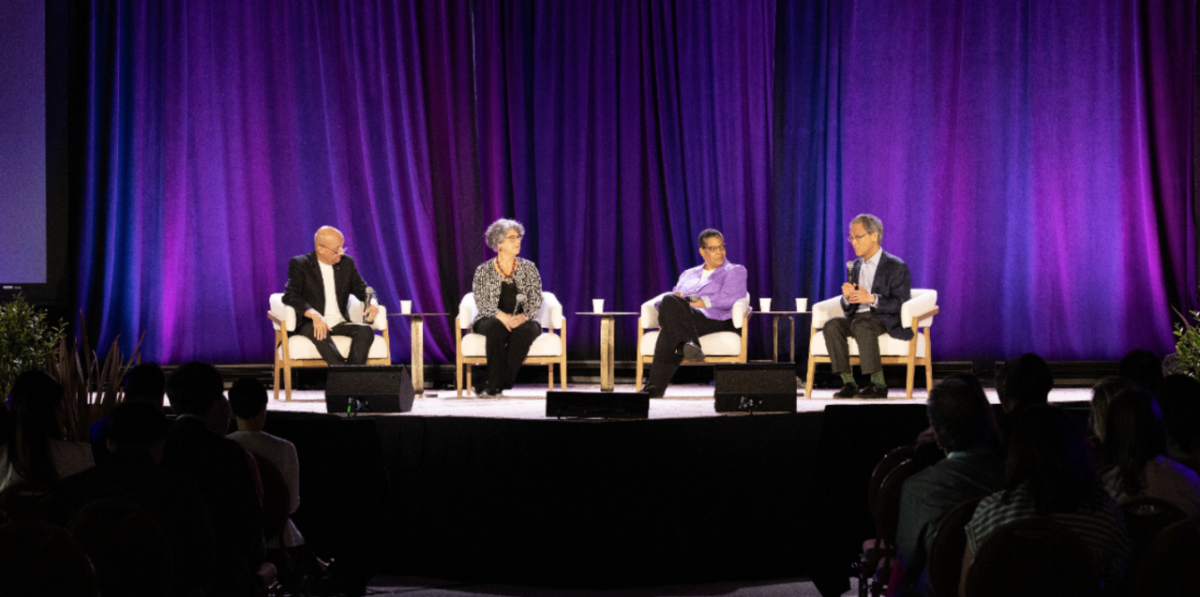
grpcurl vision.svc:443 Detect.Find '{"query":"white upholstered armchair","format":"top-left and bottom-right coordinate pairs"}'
top-left (268, 293), bottom-right (391, 401)
top-left (455, 291), bottom-right (567, 397)
top-left (634, 293), bottom-right (752, 392)
top-left (804, 289), bottom-right (938, 400)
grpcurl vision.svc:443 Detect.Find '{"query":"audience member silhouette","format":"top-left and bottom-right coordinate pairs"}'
top-left (895, 374), bottom-right (1004, 597)
top-left (47, 401), bottom-right (215, 597)
top-left (0, 370), bottom-right (92, 492)
top-left (164, 362), bottom-right (265, 597)
top-left (1156, 374), bottom-right (1200, 475)
top-left (227, 377), bottom-right (305, 550)
top-left (1089, 377), bottom-right (1139, 445)
top-left (962, 405), bottom-right (1130, 592)
top-left (125, 362), bottom-right (168, 407)
top-left (1118, 348), bottom-right (1163, 394)
top-left (1102, 389), bottom-right (1200, 516)
top-left (0, 519), bottom-right (97, 597)
top-left (90, 362), bottom-right (168, 464)
top-left (995, 353), bottom-right (1053, 443)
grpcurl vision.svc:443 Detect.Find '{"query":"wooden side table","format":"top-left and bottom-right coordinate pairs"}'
top-left (576, 312), bottom-right (638, 391)
top-left (389, 312), bottom-right (447, 395)
top-left (756, 311), bottom-right (811, 363)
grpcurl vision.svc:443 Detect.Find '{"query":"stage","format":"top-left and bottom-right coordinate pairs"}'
top-left (266, 383), bottom-right (1094, 418)
top-left (260, 382), bottom-right (1094, 593)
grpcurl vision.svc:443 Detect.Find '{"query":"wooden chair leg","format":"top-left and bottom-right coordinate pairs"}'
top-left (466, 367), bottom-right (473, 397)
top-left (924, 328), bottom-right (934, 391)
top-left (560, 359), bottom-right (567, 391)
top-left (283, 362), bottom-right (293, 402)
top-left (806, 356), bottom-right (817, 399)
top-left (905, 358), bottom-right (916, 400)
top-left (273, 361), bottom-right (280, 401)
top-left (635, 357), bottom-right (644, 392)
top-left (547, 364), bottom-right (553, 391)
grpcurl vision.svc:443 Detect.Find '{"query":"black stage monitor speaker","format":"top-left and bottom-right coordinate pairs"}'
top-left (546, 391), bottom-right (650, 419)
top-left (714, 363), bottom-right (797, 413)
top-left (325, 365), bottom-right (415, 414)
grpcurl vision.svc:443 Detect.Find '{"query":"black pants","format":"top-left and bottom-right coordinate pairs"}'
top-left (648, 294), bottom-right (736, 391)
top-left (823, 311), bottom-right (888, 374)
top-left (472, 317), bottom-right (542, 392)
top-left (294, 320), bottom-right (376, 365)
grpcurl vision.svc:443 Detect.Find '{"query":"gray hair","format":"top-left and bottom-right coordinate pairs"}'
top-left (851, 214), bottom-right (883, 241)
top-left (697, 228), bottom-right (724, 248)
top-left (485, 219), bottom-right (525, 252)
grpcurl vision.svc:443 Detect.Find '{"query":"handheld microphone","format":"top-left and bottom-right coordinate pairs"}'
top-left (364, 286), bottom-right (377, 321)
top-left (845, 261), bottom-right (857, 288)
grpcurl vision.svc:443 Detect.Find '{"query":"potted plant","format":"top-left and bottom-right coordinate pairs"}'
top-left (0, 294), bottom-right (66, 399)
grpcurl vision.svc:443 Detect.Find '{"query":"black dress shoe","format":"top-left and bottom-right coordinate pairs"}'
top-left (858, 385), bottom-right (889, 399)
top-left (835, 384), bottom-right (859, 398)
top-left (679, 342), bottom-right (706, 362)
top-left (645, 385), bottom-right (666, 398)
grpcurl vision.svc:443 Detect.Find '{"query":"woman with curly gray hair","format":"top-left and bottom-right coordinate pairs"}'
top-left (470, 219), bottom-right (544, 397)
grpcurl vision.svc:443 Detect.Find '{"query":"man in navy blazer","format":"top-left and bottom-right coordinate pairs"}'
top-left (824, 214), bottom-right (912, 398)
top-left (282, 226), bottom-right (379, 365)
top-left (646, 229), bottom-right (748, 398)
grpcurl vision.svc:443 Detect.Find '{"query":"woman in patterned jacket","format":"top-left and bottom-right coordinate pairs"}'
top-left (470, 219), bottom-right (543, 397)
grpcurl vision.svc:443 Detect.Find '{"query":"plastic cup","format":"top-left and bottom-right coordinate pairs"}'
top-left (400, 300), bottom-right (412, 315)
top-left (759, 298), bottom-right (772, 312)
top-left (796, 298), bottom-right (808, 312)
top-left (593, 299), bottom-right (605, 313)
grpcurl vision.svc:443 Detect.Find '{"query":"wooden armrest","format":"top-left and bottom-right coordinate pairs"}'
top-left (912, 306), bottom-right (939, 322)
top-left (268, 311), bottom-right (285, 326)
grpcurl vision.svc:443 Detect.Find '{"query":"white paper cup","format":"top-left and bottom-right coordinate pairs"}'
top-left (759, 298), bottom-right (772, 312)
top-left (796, 298), bottom-right (808, 312)
top-left (593, 299), bottom-right (605, 313)
top-left (400, 300), bottom-right (412, 315)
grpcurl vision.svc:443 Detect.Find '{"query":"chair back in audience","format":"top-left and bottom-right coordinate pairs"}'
top-left (867, 445), bottom-right (915, 530)
top-left (1135, 517), bottom-right (1200, 597)
top-left (1122, 497), bottom-right (1186, 573)
top-left (928, 497), bottom-right (984, 597)
top-left (875, 457), bottom-right (920, 546)
top-left (965, 517), bottom-right (1100, 597)
top-left (860, 446), bottom-right (919, 597)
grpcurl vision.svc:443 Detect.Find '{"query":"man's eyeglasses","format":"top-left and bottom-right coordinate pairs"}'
top-left (320, 244), bottom-right (348, 255)
top-left (848, 233), bottom-right (872, 243)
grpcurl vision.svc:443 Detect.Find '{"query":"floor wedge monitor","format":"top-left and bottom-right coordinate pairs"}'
top-left (714, 363), bottom-right (797, 413)
top-left (326, 365), bottom-right (415, 414)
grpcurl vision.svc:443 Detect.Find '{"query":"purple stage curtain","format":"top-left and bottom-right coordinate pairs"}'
top-left (74, 0), bottom-right (1194, 364)
top-left (773, 0), bottom-right (1196, 360)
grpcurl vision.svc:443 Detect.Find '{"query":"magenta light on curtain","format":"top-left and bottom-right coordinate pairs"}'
top-left (75, 0), bottom-right (1195, 364)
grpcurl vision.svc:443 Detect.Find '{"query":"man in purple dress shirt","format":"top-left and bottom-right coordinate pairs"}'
top-left (646, 229), bottom-right (748, 398)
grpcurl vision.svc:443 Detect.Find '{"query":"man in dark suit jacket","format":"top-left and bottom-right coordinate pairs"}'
top-left (824, 214), bottom-right (912, 398)
top-left (282, 226), bottom-right (379, 365)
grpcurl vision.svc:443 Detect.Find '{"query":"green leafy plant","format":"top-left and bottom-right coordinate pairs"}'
top-left (1172, 306), bottom-right (1200, 378)
top-left (0, 294), bottom-right (67, 398)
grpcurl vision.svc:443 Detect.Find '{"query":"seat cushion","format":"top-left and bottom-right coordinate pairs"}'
top-left (639, 330), bottom-right (743, 357)
top-left (810, 330), bottom-right (927, 358)
top-left (281, 334), bottom-right (388, 360)
top-left (460, 332), bottom-right (563, 358)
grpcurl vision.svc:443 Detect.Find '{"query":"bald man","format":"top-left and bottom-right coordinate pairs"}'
top-left (282, 226), bottom-right (380, 365)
